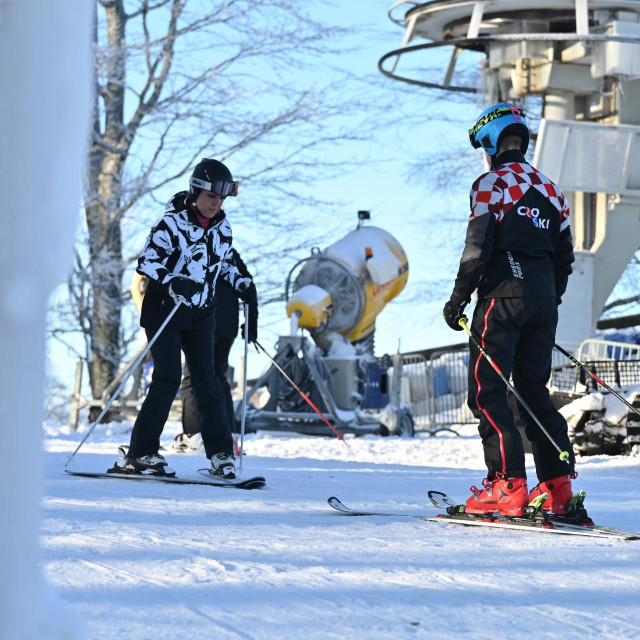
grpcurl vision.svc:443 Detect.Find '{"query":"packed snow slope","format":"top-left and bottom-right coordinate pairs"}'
top-left (44, 422), bottom-right (640, 640)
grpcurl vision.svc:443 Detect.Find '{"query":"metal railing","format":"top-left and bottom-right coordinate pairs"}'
top-left (577, 338), bottom-right (640, 362)
top-left (547, 338), bottom-right (640, 398)
top-left (399, 339), bottom-right (640, 429)
top-left (400, 348), bottom-right (475, 431)
top-left (550, 359), bottom-right (640, 396)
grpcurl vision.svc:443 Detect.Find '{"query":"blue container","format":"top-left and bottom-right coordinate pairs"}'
top-left (361, 363), bottom-right (390, 409)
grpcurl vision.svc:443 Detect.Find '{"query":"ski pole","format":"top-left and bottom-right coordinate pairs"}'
top-left (554, 343), bottom-right (640, 420)
top-left (231, 434), bottom-right (241, 458)
top-left (459, 317), bottom-right (570, 462)
top-left (65, 301), bottom-right (182, 468)
top-left (254, 340), bottom-right (348, 446)
top-left (238, 303), bottom-right (249, 475)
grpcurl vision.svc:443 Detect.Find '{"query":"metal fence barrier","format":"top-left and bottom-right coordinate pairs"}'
top-left (400, 348), bottom-right (475, 431)
top-left (550, 359), bottom-right (640, 397)
top-left (401, 340), bottom-right (640, 430)
top-left (577, 338), bottom-right (640, 362)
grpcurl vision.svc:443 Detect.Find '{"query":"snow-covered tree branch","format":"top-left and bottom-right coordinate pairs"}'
top-left (51, 0), bottom-right (387, 407)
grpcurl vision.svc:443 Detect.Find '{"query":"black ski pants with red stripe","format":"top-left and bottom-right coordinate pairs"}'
top-left (467, 296), bottom-right (574, 482)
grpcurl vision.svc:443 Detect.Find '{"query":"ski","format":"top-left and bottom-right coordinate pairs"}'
top-left (427, 490), bottom-right (640, 540)
top-left (196, 468), bottom-right (266, 489)
top-left (327, 496), bottom-right (640, 540)
top-left (327, 496), bottom-right (426, 519)
top-left (65, 469), bottom-right (266, 490)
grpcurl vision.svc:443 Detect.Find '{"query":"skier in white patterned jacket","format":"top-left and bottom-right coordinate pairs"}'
top-left (113, 158), bottom-right (257, 479)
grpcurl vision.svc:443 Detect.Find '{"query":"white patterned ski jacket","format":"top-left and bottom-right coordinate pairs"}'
top-left (136, 192), bottom-right (252, 331)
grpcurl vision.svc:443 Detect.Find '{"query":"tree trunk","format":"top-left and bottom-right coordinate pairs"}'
top-left (86, 0), bottom-right (127, 402)
top-left (85, 194), bottom-right (124, 402)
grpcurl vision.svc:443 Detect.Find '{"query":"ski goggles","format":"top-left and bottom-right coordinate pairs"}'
top-left (190, 176), bottom-right (239, 197)
top-left (468, 105), bottom-right (526, 148)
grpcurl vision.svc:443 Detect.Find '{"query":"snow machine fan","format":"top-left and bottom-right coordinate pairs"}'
top-left (290, 255), bottom-right (364, 339)
top-left (285, 219), bottom-right (409, 353)
top-left (245, 212), bottom-right (413, 437)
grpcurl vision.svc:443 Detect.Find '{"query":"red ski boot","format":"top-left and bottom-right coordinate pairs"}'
top-left (465, 476), bottom-right (528, 517)
top-left (528, 475), bottom-right (574, 514)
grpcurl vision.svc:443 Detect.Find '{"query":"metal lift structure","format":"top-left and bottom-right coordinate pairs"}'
top-left (380, 0), bottom-right (640, 350)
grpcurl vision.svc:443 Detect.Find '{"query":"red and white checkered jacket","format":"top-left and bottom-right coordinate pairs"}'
top-left (451, 150), bottom-right (574, 304)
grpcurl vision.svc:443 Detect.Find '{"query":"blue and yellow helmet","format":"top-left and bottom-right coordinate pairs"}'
top-left (469, 103), bottom-right (529, 156)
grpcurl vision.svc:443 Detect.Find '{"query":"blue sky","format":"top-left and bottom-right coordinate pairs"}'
top-left (54, 0), bottom-right (623, 389)
top-left (230, 0), bottom-right (481, 374)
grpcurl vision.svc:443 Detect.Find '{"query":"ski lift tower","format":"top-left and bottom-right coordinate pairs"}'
top-left (380, 0), bottom-right (640, 349)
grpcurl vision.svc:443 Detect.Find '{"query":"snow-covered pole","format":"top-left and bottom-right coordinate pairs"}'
top-left (459, 317), bottom-right (571, 462)
top-left (65, 301), bottom-right (182, 468)
top-left (238, 303), bottom-right (249, 475)
top-left (390, 350), bottom-right (403, 432)
top-left (554, 343), bottom-right (640, 420)
top-left (2, 1), bottom-right (92, 635)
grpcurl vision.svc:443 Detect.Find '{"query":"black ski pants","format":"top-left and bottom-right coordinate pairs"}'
top-left (181, 283), bottom-right (239, 437)
top-left (182, 334), bottom-right (236, 437)
top-left (467, 296), bottom-right (574, 482)
top-left (128, 323), bottom-right (233, 459)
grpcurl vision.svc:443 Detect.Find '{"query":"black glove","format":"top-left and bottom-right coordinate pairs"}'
top-left (240, 303), bottom-right (258, 343)
top-left (443, 297), bottom-right (467, 331)
top-left (238, 282), bottom-right (257, 305)
top-left (168, 276), bottom-right (200, 306)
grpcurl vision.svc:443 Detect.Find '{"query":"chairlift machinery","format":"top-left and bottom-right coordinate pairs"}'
top-left (380, 0), bottom-right (640, 351)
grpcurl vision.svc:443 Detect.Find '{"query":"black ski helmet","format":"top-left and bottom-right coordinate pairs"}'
top-left (189, 158), bottom-right (238, 198)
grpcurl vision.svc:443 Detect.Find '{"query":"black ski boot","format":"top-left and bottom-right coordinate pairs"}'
top-left (108, 446), bottom-right (176, 476)
top-left (210, 452), bottom-right (236, 479)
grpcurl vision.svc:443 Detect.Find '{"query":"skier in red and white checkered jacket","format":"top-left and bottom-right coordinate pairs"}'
top-left (442, 103), bottom-right (576, 517)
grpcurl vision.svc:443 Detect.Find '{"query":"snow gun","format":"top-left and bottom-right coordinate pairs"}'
top-left (285, 211), bottom-right (409, 352)
top-left (245, 210), bottom-right (414, 438)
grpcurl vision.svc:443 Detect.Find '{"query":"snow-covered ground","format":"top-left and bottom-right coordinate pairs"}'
top-left (43, 422), bottom-right (640, 640)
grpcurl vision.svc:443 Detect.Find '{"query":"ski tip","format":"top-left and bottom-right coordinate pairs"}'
top-left (327, 497), bottom-right (351, 512)
top-left (427, 490), bottom-right (447, 503)
top-left (427, 490), bottom-right (455, 507)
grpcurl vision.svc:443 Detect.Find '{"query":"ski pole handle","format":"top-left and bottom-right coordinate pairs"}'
top-left (459, 317), bottom-right (570, 462)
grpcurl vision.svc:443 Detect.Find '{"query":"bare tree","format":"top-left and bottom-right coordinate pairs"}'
top-left (50, 0), bottom-right (387, 406)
